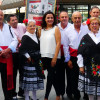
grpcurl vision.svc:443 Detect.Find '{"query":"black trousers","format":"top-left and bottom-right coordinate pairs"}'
top-left (42, 58), bottom-right (61, 99)
top-left (12, 53), bottom-right (24, 97)
top-left (57, 56), bottom-right (65, 96)
top-left (66, 56), bottom-right (80, 99)
top-left (0, 63), bottom-right (12, 100)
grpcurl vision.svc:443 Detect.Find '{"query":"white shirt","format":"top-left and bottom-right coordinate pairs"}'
top-left (40, 26), bottom-right (61, 59)
top-left (58, 22), bottom-right (72, 45)
top-left (77, 31), bottom-right (100, 67)
top-left (24, 31), bottom-right (38, 58)
top-left (63, 24), bottom-right (89, 62)
top-left (0, 23), bottom-right (18, 52)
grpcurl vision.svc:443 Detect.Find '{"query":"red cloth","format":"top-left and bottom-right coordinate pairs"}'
top-left (69, 47), bottom-right (78, 57)
top-left (0, 46), bottom-right (14, 90)
top-left (61, 45), bottom-right (64, 56)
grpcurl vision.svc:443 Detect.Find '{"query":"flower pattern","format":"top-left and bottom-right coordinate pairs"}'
top-left (91, 58), bottom-right (100, 77)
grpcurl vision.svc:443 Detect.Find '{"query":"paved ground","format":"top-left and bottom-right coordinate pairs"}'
top-left (0, 71), bottom-right (84, 100)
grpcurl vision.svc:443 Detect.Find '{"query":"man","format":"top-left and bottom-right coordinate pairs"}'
top-left (57, 11), bottom-right (72, 98)
top-left (0, 10), bottom-right (18, 100)
top-left (83, 6), bottom-right (100, 24)
top-left (63, 11), bottom-right (89, 100)
top-left (89, 6), bottom-right (100, 17)
top-left (7, 14), bottom-right (26, 99)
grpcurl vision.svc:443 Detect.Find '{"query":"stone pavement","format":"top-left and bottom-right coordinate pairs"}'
top-left (0, 71), bottom-right (84, 100)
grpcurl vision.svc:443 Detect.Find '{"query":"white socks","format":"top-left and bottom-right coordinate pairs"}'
top-left (24, 90), bottom-right (37, 100)
top-left (24, 91), bottom-right (29, 100)
top-left (32, 90), bottom-right (37, 100)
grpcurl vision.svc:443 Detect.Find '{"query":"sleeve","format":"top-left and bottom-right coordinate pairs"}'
top-left (24, 53), bottom-right (30, 58)
top-left (63, 31), bottom-right (70, 62)
top-left (8, 28), bottom-right (18, 52)
top-left (77, 36), bottom-right (87, 67)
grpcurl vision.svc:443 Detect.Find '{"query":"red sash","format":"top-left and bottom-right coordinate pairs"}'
top-left (69, 47), bottom-right (78, 57)
top-left (61, 45), bottom-right (64, 56)
top-left (0, 46), bottom-right (14, 90)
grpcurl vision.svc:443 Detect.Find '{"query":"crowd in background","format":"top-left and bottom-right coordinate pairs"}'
top-left (0, 6), bottom-right (100, 100)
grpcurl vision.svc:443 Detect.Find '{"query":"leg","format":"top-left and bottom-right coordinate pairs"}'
top-left (12, 53), bottom-right (19, 97)
top-left (97, 96), bottom-right (100, 100)
top-left (88, 95), bottom-right (94, 100)
top-left (44, 67), bottom-right (53, 99)
top-left (56, 58), bottom-right (65, 96)
top-left (32, 90), bottom-right (36, 100)
top-left (0, 63), bottom-right (12, 100)
top-left (70, 57), bottom-right (80, 100)
top-left (66, 62), bottom-right (73, 99)
top-left (24, 91), bottom-right (29, 100)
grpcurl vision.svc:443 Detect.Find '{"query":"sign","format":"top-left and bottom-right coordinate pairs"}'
top-left (25, 0), bottom-right (56, 26)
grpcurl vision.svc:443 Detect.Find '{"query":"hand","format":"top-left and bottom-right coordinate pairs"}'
top-left (67, 60), bottom-right (73, 69)
top-left (27, 57), bottom-right (31, 63)
top-left (0, 48), bottom-right (11, 58)
top-left (80, 67), bottom-right (84, 74)
top-left (51, 58), bottom-right (57, 67)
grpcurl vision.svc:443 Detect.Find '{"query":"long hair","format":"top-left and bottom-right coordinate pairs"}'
top-left (41, 11), bottom-right (56, 29)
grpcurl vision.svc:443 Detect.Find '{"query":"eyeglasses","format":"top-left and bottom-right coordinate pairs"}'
top-left (90, 23), bottom-right (99, 26)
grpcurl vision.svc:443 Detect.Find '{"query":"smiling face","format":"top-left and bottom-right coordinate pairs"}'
top-left (72, 12), bottom-right (82, 27)
top-left (90, 8), bottom-right (100, 17)
top-left (27, 21), bottom-right (36, 34)
top-left (45, 14), bottom-right (54, 26)
top-left (90, 19), bottom-right (100, 34)
top-left (59, 12), bottom-right (69, 26)
top-left (9, 16), bottom-right (18, 28)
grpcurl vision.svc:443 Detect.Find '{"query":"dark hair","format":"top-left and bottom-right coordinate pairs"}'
top-left (6, 14), bottom-right (18, 22)
top-left (41, 11), bottom-right (56, 29)
top-left (90, 6), bottom-right (100, 12)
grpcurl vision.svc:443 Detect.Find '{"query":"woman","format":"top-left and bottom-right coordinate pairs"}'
top-left (39, 11), bottom-right (61, 100)
top-left (77, 17), bottom-right (100, 100)
top-left (19, 20), bottom-right (44, 100)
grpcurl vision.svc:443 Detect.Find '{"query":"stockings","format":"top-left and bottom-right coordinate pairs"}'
top-left (24, 90), bottom-right (36, 100)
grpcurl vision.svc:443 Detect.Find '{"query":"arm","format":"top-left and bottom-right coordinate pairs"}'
top-left (77, 54), bottom-right (84, 74)
top-left (51, 26), bottom-right (61, 67)
top-left (63, 31), bottom-right (73, 68)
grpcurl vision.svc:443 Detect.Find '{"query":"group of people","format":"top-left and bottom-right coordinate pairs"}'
top-left (0, 5), bottom-right (100, 100)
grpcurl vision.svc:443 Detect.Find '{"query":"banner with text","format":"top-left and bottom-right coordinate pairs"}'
top-left (26, 0), bottom-right (56, 26)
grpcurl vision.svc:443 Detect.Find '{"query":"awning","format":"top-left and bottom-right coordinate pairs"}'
top-left (0, 0), bottom-right (25, 10)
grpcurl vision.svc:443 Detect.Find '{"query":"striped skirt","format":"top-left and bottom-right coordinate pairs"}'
top-left (20, 65), bottom-right (44, 91)
top-left (78, 66), bottom-right (100, 96)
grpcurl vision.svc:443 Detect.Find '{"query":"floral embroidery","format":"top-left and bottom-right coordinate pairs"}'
top-left (80, 42), bottom-right (85, 47)
top-left (91, 58), bottom-right (100, 77)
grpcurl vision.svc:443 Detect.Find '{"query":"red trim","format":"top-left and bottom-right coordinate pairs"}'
top-left (33, 17), bottom-right (43, 20)
top-left (29, 1), bottom-right (41, 3)
top-left (48, 3), bottom-right (52, 5)
top-left (69, 47), bottom-right (77, 57)
top-left (0, 46), bottom-right (14, 90)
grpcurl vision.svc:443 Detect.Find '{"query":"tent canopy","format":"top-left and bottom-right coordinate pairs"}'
top-left (0, 0), bottom-right (25, 10)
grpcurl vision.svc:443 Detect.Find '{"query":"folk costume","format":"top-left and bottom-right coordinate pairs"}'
top-left (19, 31), bottom-right (44, 91)
top-left (0, 23), bottom-right (18, 100)
top-left (77, 32), bottom-right (100, 97)
top-left (63, 24), bottom-right (89, 99)
top-left (57, 22), bottom-right (72, 96)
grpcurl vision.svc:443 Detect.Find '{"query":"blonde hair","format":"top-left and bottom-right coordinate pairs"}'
top-left (88, 17), bottom-right (100, 30)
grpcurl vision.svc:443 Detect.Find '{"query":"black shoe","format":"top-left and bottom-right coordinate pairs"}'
top-left (83, 93), bottom-right (89, 100)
